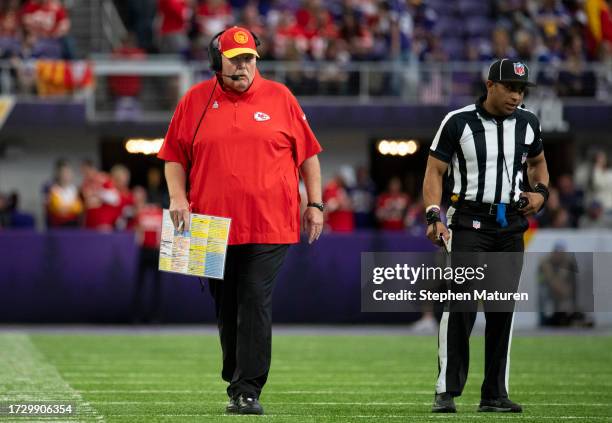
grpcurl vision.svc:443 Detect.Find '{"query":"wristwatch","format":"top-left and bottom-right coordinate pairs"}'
top-left (307, 202), bottom-right (325, 212)
top-left (425, 206), bottom-right (441, 226)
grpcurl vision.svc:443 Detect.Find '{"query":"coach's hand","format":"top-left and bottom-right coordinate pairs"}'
top-left (427, 222), bottom-right (450, 246)
top-left (303, 208), bottom-right (324, 244)
top-left (518, 192), bottom-right (544, 216)
top-left (169, 197), bottom-right (191, 232)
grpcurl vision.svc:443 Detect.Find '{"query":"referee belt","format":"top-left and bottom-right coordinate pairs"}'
top-left (452, 199), bottom-right (519, 216)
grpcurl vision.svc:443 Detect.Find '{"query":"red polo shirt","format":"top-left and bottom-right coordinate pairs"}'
top-left (158, 72), bottom-right (322, 245)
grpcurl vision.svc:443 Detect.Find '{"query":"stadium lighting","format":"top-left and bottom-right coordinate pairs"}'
top-left (406, 140), bottom-right (418, 154)
top-left (388, 141), bottom-right (399, 155)
top-left (125, 138), bottom-right (164, 155)
top-left (378, 140), bottom-right (391, 155)
top-left (377, 139), bottom-right (419, 156)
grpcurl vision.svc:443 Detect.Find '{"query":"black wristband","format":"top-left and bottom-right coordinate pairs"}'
top-left (534, 183), bottom-right (549, 203)
top-left (425, 209), bottom-right (441, 226)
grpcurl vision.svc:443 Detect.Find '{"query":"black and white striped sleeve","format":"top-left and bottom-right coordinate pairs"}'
top-left (429, 113), bottom-right (461, 163)
top-left (528, 117), bottom-right (544, 158)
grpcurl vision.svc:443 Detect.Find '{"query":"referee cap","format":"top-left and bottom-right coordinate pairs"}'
top-left (487, 58), bottom-right (536, 87)
top-left (219, 26), bottom-right (260, 59)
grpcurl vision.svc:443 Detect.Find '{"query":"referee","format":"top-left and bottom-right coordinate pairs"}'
top-left (422, 59), bottom-right (550, 413)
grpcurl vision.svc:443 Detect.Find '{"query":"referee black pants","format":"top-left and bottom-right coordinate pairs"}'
top-left (208, 244), bottom-right (290, 399)
top-left (436, 208), bottom-right (527, 400)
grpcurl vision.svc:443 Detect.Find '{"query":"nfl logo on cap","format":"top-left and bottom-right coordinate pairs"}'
top-left (513, 62), bottom-right (526, 76)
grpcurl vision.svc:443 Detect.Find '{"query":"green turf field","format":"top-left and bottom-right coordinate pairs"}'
top-left (1, 332), bottom-right (611, 422)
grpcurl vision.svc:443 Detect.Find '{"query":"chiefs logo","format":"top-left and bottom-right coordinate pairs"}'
top-left (254, 112), bottom-right (270, 121)
top-left (234, 31), bottom-right (249, 44)
top-left (513, 63), bottom-right (526, 76)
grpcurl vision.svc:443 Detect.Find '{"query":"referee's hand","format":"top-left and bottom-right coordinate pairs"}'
top-left (169, 198), bottom-right (191, 232)
top-left (426, 222), bottom-right (450, 247)
top-left (517, 192), bottom-right (545, 216)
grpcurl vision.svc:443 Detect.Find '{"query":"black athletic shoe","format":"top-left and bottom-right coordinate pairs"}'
top-left (225, 396), bottom-right (238, 414)
top-left (478, 397), bottom-right (522, 413)
top-left (236, 394), bottom-right (264, 415)
top-left (432, 393), bottom-right (457, 413)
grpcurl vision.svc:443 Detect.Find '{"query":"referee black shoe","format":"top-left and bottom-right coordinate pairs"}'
top-left (432, 393), bottom-right (457, 413)
top-left (225, 396), bottom-right (238, 414)
top-left (478, 397), bottom-right (522, 413)
top-left (236, 394), bottom-right (264, 415)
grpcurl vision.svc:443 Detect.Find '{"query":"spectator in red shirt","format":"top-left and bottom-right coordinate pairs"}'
top-left (80, 160), bottom-right (120, 231)
top-left (323, 175), bottom-right (355, 232)
top-left (110, 164), bottom-right (135, 230)
top-left (196, 0), bottom-right (234, 39)
top-left (20, 0), bottom-right (70, 38)
top-left (158, 27), bottom-right (323, 415)
top-left (20, 0), bottom-right (72, 58)
top-left (376, 176), bottom-right (410, 231)
top-left (272, 9), bottom-right (307, 59)
top-left (157, 0), bottom-right (193, 54)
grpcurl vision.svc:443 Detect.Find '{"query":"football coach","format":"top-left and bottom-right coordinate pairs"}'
top-left (422, 59), bottom-right (550, 413)
top-left (158, 26), bottom-right (324, 415)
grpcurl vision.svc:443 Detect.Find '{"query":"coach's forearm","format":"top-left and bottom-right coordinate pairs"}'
top-left (165, 162), bottom-right (188, 202)
top-left (299, 155), bottom-right (322, 203)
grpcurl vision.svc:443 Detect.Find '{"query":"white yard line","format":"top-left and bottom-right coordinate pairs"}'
top-left (0, 334), bottom-right (104, 422)
top-left (100, 414), bottom-right (612, 420)
top-left (64, 380), bottom-right (612, 387)
top-left (85, 400), bottom-right (612, 407)
top-left (71, 389), bottom-right (612, 396)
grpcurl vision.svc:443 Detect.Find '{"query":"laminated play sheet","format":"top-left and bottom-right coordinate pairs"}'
top-left (158, 210), bottom-right (231, 279)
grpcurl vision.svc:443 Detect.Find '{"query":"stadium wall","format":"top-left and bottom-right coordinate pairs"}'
top-left (0, 229), bottom-right (610, 326)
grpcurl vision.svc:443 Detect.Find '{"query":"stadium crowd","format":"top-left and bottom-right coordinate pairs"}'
top-left (320, 149), bottom-right (612, 233)
top-left (3, 150), bottom-right (610, 232)
top-left (110, 0), bottom-right (612, 97)
top-left (0, 0), bottom-right (610, 99)
top-left (121, 0), bottom-right (612, 62)
top-left (0, 0), bottom-right (73, 60)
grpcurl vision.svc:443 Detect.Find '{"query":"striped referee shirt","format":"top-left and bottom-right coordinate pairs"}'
top-left (429, 96), bottom-right (544, 204)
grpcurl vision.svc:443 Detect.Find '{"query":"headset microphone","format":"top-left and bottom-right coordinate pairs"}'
top-left (217, 73), bottom-right (241, 81)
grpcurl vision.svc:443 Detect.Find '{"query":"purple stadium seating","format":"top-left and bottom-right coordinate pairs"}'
top-left (442, 37), bottom-right (466, 60)
top-left (465, 16), bottom-right (495, 38)
top-left (435, 16), bottom-right (465, 38)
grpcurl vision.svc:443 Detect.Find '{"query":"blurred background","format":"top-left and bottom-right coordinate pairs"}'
top-left (0, 0), bottom-right (611, 329)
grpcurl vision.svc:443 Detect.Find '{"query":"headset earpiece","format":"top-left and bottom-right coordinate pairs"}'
top-left (208, 30), bottom-right (225, 73)
top-left (252, 32), bottom-right (261, 47)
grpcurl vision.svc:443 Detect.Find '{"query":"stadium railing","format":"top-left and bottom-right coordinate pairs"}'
top-left (0, 59), bottom-right (610, 122)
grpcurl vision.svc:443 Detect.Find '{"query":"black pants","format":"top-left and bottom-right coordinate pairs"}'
top-left (208, 243), bottom-right (290, 399)
top-left (436, 206), bottom-right (527, 400)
